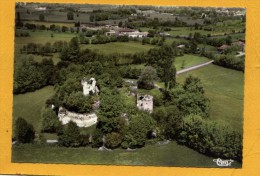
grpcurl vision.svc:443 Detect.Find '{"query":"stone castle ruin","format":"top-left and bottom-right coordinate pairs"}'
top-left (137, 94), bottom-right (153, 113)
top-left (58, 77), bottom-right (99, 128)
top-left (81, 77), bottom-right (99, 96)
top-left (58, 107), bottom-right (98, 128)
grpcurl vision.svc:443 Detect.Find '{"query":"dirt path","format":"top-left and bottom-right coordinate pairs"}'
top-left (176, 60), bottom-right (214, 75)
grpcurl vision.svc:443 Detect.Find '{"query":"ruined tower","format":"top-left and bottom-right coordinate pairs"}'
top-left (136, 94), bottom-right (153, 113)
top-left (81, 77), bottom-right (99, 96)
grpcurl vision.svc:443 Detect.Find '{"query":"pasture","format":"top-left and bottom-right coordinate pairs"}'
top-left (11, 141), bottom-right (241, 167)
top-left (174, 54), bottom-right (211, 71)
top-left (17, 8), bottom-right (91, 23)
top-left (12, 86), bottom-right (55, 133)
top-left (177, 64), bottom-right (244, 132)
top-left (81, 41), bottom-right (156, 55)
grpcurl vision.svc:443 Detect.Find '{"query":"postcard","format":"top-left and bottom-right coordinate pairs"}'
top-left (0, 0), bottom-right (260, 176)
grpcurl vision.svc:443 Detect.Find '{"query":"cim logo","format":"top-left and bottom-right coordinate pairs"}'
top-left (213, 158), bottom-right (234, 167)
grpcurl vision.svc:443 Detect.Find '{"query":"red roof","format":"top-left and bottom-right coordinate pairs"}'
top-left (218, 44), bottom-right (230, 50)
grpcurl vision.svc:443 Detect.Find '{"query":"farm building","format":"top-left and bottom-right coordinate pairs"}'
top-left (218, 44), bottom-right (231, 53)
top-left (232, 41), bottom-right (245, 51)
top-left (106, 28), bottom-right (148, 38)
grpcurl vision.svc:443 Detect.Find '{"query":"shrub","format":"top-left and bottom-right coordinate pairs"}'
top-left (15, 117), bottom-right (35, 143)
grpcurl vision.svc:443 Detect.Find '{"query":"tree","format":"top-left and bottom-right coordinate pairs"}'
top-left (63, 91), bottom-right (94, 113)
top-left (62, 26), bottom-right (69, 32)
top-left (183, 75), bottom-right (204, 94)
top-left (13, 57), bottom-right (47, 94)
top-left (60, 37), bottom-right (80, 62)
top-left (15, 12), bottom-right (23, 28)
top-left (39, 14), bottom-right (45, 21)
top-left (137, 66), bottom-right (157, 90)
top-left (67, 11), bottom-right (74, 20)
top-left (176, 76), bottom-right (210, 117)
top-left (118, 21), bottom-right (123, 27)
top-left (124, 112), bottom-right (156, 148)
top-left (152, 106), bottom-right (183, 139)
top-left (41, 108), bottom-right (63, 134)
top-left (225, 36), bottom-right (232, 45)
top-left (15, 117), bottom-right (35, 143)
top-left (58, 121), bottom-right (82, 147)
top-left (105, 132), bottom-right (122, 148)
top-left (189, 39), bottom-right (198, 54)
top-left (146, 45), bottom-right (176, 90)
top-left (98, 92), bottom-right (124, 119)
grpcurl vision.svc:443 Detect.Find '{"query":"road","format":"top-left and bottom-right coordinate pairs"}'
top-left (176, 60), bottom-right (214, 75)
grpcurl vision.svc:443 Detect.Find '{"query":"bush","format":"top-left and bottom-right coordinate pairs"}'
top-left (15, 117), bottom-right (35, 143)
top-left (58, 121), bottom-right (82, 147)
top-left (105, 132), bottom-right (122, 148)
top-left (41, 108), bottom-right (63, 134)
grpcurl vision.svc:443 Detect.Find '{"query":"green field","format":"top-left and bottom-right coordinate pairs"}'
top-left (12, 86), bottom-right (55, 133)
top-left (15, 30), bottom-right (76, 64)
top-left (174, 55), bottom-right (211, 71)
top-left (81, 41), bottom-right (156, 55)
top-left (11, 141), bottom-right (241, 167)
top-left (177, 64), bottom-right (244, 132)
top-left (26, 21), bottom-right (75, 27)
top-left (15, 30), bottom-right (76, 52)
top-left (17, 8), bottom-right (91, 23)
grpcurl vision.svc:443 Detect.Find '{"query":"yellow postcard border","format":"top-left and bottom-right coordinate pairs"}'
top-left (0, 0), bottom-right (260, 176)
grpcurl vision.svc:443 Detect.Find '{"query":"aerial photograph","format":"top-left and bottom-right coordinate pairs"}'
top-left (12, 2), bottom-right (245, 168)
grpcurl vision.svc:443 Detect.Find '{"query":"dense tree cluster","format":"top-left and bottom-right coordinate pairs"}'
top-left (14, 57), bottom-right (57, 94)
top-left (177, 115), bottom-right (242, 162)
top-left (169, 76), bottom-right (210, 118)
top-left (152, 106), bottom-right (183, 140)
top-left (213, 54), bottom-right (244, 71)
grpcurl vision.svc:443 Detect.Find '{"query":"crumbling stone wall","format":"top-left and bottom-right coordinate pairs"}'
top-left (81, 77), bottom-right (99, 96)
top-left (58, 107), bottom-right (98, 127)
top-left (137, 94), bottom-right (153, 113)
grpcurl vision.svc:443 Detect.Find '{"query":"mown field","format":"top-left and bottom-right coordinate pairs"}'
top-left (177, 64), bottom-right (244, 132)
top-left (15, 30), bottom-right (76, 52)
top-left (12, 141), bottom-right (241, 167)
top-left (174, 55), bottom-right (211, 71)
top-left (12, 86), bottom-right (54, 133)
top-left (81, 41), bottom-right (156, 55)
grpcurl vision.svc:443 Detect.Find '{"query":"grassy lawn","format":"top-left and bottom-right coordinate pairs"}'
top-left (12, 86), bottom-right (55, 133)
top-left (11, 141), bottom-right (241, 167)
top-left (15, 30), bottom-right (76, 51)
top-left (174, 54), bottom-right (211, 71)
top-left (177, 64), bottom-right (244, 132)
top-left (81, 41), bottom-right (156, 55)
